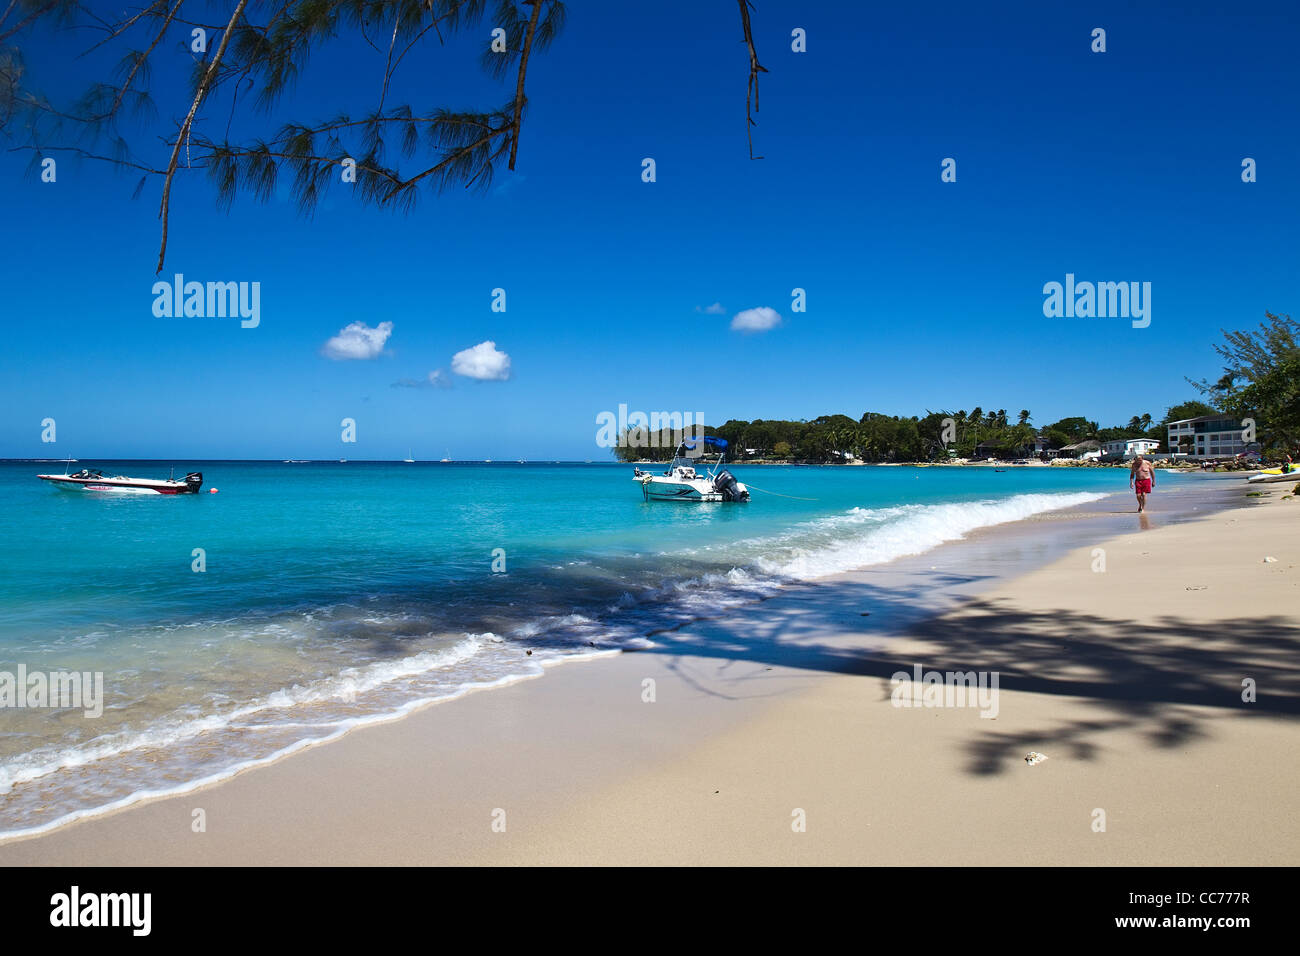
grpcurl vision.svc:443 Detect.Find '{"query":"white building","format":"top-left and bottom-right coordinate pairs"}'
top-left (1166, 416), bottom-right (1246, 459)
top-left (1102, 438), bottom-right (1161, 458)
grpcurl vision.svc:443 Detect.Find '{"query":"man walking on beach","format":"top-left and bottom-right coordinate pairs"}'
top-left (1130, 454), bottom-right (1155, 513)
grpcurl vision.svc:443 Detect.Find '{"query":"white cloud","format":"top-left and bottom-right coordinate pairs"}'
top-left (427, 368), bottom-right (451, 388)
top-left (322, 321), bottom-right (393, 360)
top-left (451, 340), bottom-right (511, 381)
top-left (697, 302), bottom-right (726, 315)
top-left (730, 307), bottom-right (782, 333)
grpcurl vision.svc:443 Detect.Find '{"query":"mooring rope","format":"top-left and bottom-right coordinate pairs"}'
top-left (743, 482), bottom-right (819, 501)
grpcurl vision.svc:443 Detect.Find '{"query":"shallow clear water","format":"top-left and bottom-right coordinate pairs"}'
top-left (0, 459), bottom-right (1140, 835)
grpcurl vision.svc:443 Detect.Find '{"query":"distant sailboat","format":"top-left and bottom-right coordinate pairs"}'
top-left (440, 448), bottom-right (451, 463)
top-left (403, 448), bottom-right (415, 463)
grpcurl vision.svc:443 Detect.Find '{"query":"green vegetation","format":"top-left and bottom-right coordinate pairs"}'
top-left (1196, 311), bottom-right (1299, 453)
top-left (610, 405), bottom-right (1209, 463)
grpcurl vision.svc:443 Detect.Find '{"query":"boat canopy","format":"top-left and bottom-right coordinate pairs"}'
top-left (683, 437), bottom-right (728, 449)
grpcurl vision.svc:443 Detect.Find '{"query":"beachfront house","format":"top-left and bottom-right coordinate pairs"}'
top-left (971, 435), bottom-right (1048, 461)
top-left (973, 440), bottom-right (1009, 460)
top-left (1166, 415), bottom-right (1246, 459)
top-left (1058, 439), bottom-right (1102, 460)
top-left (1101, 437), bottom-right (1161, 458)
top-left (1030, 434), bottom-right (1056, 458)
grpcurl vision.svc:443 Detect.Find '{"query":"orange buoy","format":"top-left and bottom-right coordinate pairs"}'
top-left (209, 488), bottom-right (219, 494)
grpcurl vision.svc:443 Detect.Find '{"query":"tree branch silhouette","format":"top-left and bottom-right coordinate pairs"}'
top-left (3, 0), bottom-right (773, 269)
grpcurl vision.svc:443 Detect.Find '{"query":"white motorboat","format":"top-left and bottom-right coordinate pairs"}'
top-left (633, 438), bottom-right (749, 502)
top-left (38, 467), bottom-right (203, 495)
top-left (1247, 469), bottom-right (1298, 484)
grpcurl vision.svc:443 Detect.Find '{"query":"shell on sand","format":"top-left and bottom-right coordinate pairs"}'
top-left (1024, 751), bottom-right (1049, 766)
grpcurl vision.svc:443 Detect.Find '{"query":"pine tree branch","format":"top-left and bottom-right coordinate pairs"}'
top-left (105, 0), bottom-right (185, 121)
top-left (507, 0), bottom-right (542, 171)
top-left (156, 0), bottom-right (248, 274)
top-left (0, 0), bottom-right (58, 45)
top-left (737, 0), bottom-right (767, 160)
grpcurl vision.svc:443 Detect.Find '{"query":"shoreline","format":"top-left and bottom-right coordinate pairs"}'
top-left (0, 474), bottom-right (1279, 861)
top-left (0, 482), bottom-right (1149, 841)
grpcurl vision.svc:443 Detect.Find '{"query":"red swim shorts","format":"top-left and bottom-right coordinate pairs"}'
top-left (1135, 478), bottom-right (1152, 494)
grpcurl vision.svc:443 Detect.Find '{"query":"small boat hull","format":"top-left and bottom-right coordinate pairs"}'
top-left (642, 479), bottom-right (720, 501)
top-left (38, 471), bottom-right (203, 494)
top-left (1247, 471), bottom-right (1298, 484)
top-left (635, 468), bottom-right (748, 502)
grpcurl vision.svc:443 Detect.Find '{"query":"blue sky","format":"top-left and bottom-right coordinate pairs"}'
top-left (1, 0), bottom-right (1297, 459)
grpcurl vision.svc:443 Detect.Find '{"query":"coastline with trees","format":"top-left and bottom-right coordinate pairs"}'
top-left (613, 312), bottom-right (1296, 466)
top-left (611, 402), bottom-right (1219, 465)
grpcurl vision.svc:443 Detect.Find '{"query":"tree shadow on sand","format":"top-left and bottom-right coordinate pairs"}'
top-left (627, 575), bottom-right (1300, 776)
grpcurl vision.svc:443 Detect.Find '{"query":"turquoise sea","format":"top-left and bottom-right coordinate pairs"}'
top-left (0, 459), bottom-right (1139, 836)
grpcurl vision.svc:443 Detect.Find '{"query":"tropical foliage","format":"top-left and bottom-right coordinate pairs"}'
top-left (609, 405), bottom-right (1206, 463)
top-left (1195, 311), bottom-right (1299, 451)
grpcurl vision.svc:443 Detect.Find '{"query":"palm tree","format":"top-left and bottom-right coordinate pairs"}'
top-left (1005, 423), bottom-right (1038, 456)
top-left (828, 426), bottom-right (849, 460)
top-left (1140, 413), bottom-right (1153, 431)
top-left (1128, 416), bottom-right (1143, 433)
top-left (854, 426), bottom-right (873, 462)
top-left (1018, 409), bottom-right (1031, 425)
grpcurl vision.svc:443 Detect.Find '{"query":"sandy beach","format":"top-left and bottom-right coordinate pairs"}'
top-left (1, 480), bottom-right (1295, 866)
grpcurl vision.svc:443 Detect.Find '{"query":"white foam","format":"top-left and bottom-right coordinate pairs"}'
top-left (759, 492), bottom-right (1105, 580)
top-left (0, 635), bottom-right (489, 796)
top-left (0, 645), bottom-right (622, 842)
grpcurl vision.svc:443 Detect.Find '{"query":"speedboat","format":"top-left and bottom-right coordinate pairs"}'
top-left (633, 438), bottom-right (749, 502)
top-left (1247, 469), bottom-right (1298, 484)
top-left (38, 467), bottom-right (203, 495)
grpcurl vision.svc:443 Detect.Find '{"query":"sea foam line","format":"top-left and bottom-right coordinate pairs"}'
top-left (761, 491), bottom-right (1107, 580)
top-left (0, 635), bottom-right (494, 796)
top-left (0, 646), bottom-right (620, 842)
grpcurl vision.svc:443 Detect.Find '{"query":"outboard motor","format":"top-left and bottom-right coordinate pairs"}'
top-left (184, 472), bottom-right (204, 493)
top-left (713, 470), bottom-right (748, 502)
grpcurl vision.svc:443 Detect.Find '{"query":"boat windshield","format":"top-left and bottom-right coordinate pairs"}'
top-left (667, 444), bottom-right (720, 474)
